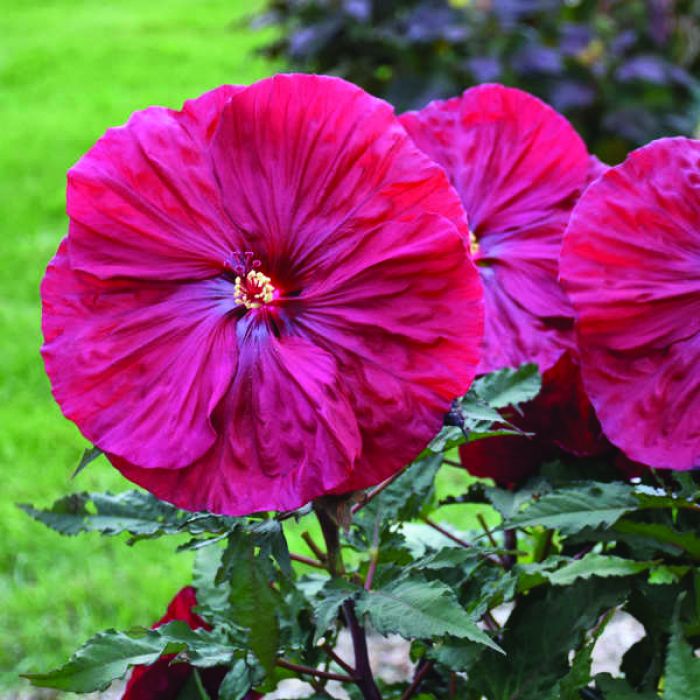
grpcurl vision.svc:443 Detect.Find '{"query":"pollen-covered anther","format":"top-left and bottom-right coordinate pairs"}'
top-left (469, 230), bottom-right (479, 256)
top-left (233, 270), bottom-right (276, 310)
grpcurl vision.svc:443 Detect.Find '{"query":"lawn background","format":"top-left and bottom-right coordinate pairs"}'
top-left (0, 0), bottom-right (278, 687)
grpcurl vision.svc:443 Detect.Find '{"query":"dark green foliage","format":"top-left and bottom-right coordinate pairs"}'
top-left (254, 0), bottom-right (700, 162)
top-left (21, 364), bottom-right (700, 697)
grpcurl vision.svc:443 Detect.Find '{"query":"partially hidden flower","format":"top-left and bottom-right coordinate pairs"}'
top-left (560, 137), bottom-right (700, 470)
top-left (41, 74), bottom-right (484, 515)
top-left (123, 587), bottom-right (261, 700)
top-left (400, 84), bottom-right (590, 374)
top-left (459, 351), bottom-right (608, 488)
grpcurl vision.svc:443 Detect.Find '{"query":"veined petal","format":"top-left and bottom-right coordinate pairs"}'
top-left (115, 334), bottom-right (362, 515)
top-left (401, 84), bottom-right (588, 373)
top-left (561, 137), bottom-right (700, 470)
top-left (210, 73), bottom-right (469, 287)
top-left (68, 86), bottom-right (244, 280)
top-left (41, 240), bottom-right (238, 468)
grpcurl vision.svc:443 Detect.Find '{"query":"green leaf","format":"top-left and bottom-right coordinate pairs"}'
top-left (647, 565), bottom-right (690, 585)
top-left (18, 491), bottom-right (237, 540)
top-left (471, 363), bottom-right (541, 409)
top-left (312, 578), bottom-right (359, 645)
top-left (218, 660), bottom-right (253, 700)
top-left (356, 578), bottom-right (502, 652)
top-left (664, 598), bottom-right (700, 700)
top-left (467, 578), bottom-right (629, 700)
top-left (23, 628), bottom-right (165, 692)
top-left (226, 533), bottom-right (280, 674)
top-left (248, 519), bottom-right (291, 577)
top-left (427, 637), bottom-right (483, 672)
top-left (72, 446), bottom-right (103, 478)
top-left (558, 608), bottom-right (614, 699)
top-left (614, 520), bottom-right (700, 559)
top-left (507, 482), bottom-right (638, 535)
top-left (193, 546), bottom-right (230, 619)
top-left (595, 673), bottom-right (658, 698)
top-left (545, 553), bottom-right (651, 586)
top-left (360, 453), bottom-right (442, 522)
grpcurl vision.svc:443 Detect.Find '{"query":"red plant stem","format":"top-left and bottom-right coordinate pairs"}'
top-left (420, 516), bottom-right (473, 549)
top-left (442, 458), bottom-right (463, 468)
top-left (503, 528), bottom-right (517, 570)
top-left (314, 504), bottom-right (343, 576)
top-left (276, 658), bottom-right (355, 683)
top-left (321, 643), bottom-right (356, 676)
top-left (351, 468), bottom-right (407, 515)
top-left (290, 552), bottom-right (326, 570)
top-left (400, 659), bottom-right (434, 700)
top-left (482, 610), bottom-right (501, 632)
top-left (449, 672), bottom-right (457, 698)
top-left (302, 530), bottom-right (327, 562)
top-left (343, 600), bottom-right (382, 700)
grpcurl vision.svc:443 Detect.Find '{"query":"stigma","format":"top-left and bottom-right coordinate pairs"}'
top-left (234, 269), bottom-right (276, 310)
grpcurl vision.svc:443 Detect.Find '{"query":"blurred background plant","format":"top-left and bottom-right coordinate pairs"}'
top-left (254, 0), bottom-right (700, 163)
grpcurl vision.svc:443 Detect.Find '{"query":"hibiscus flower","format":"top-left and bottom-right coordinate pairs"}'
top-left (41, 74), bottom-right (483, 515)
top-left (560, 137), bottom-right (700, 470)
top-left (400, 84), bottom-right (590, 374)
top-left (123, 587), bottom-right (260, 700)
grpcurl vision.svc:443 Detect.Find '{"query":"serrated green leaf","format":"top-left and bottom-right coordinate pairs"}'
top-left (664, 598), bottom-right (700, 700)
top-left (193, 546), bottom-right (230, 619)
top-left (226, 534), bottom-right (280, 674)
top-left (18, 491), bottom-right (237, 540)
top-left (594, 673), bottom-right (658, 699)
top-left (427, 637), bottom-right (483, 672)
top-left (545, 553), bottom-right (651, 586)
top-left (558, 608), bottom-right (614, 699)
top-left (218, 660), bottom-right (253, 700)
top-left (356, 578), bottom-right (502, 652)
top-left (23, 628), bottom-right (165, 692)
top-left (647, 565), bottom-right (690, 585)
top-left (468, 578), bottom-right (629, 700)
top-left (312, 579), bottom-right (359, 645)
top-left (72, 446), bottom-right (103, 478)
top-left (507, 482), bottom-right (637, 534)
top-left (471, 363), bottom-right (541, 409)
top-left (248, 519), bottom-right (291, 577)
top-left (614, 520), bottom-right (700, 559)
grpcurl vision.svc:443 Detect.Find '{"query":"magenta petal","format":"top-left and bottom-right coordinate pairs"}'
top-left (115, 334), bottom-right (362, 515)
top-left (295, 213), bottom-right (483, 492)
top-left (561, 137), bottom-right (700, 470)
top-left (401, 84), bottom-right (589, 373)
top-left (210, 74), bottom-right (469, 280)
top-left (41, 241), bottom-right (237, 468)
top-left (68, 86), bottom-right (243, 281)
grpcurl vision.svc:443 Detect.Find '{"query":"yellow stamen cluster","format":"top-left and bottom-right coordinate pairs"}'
top-left (233, 270), bottom-right (275, 310)
top-left (469, 230), bottom-right (479, 256)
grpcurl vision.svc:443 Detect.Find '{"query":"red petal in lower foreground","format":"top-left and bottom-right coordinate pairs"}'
top-left (123, 587), bottom-right (262, 699)
top-left (561, 137), bottom-right (700, 470)
top-left (401, 84), bottom-right (589, 374)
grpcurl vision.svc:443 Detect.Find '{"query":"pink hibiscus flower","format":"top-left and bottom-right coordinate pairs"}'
top-left (41, 74), bottom-right (483, 515)
top-left (560, 137), bottom-right (700, 470)
top-left (123, 587), bottom-right (261, 700)
top-left (400, 84), bottom-right (590, 374)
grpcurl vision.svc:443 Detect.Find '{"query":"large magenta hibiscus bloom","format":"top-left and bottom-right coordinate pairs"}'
top-left (41, 74), bottom-right (483, 515)
top-left (400, 84), bottom-right (590, 374)
top-left (123, 587), bottom-right (261, 699)
top-left (561, 137), bottom-right (700, 470)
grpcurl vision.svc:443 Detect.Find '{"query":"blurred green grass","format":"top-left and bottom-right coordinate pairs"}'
top-left (0, 0), bottom-right (278, 687)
